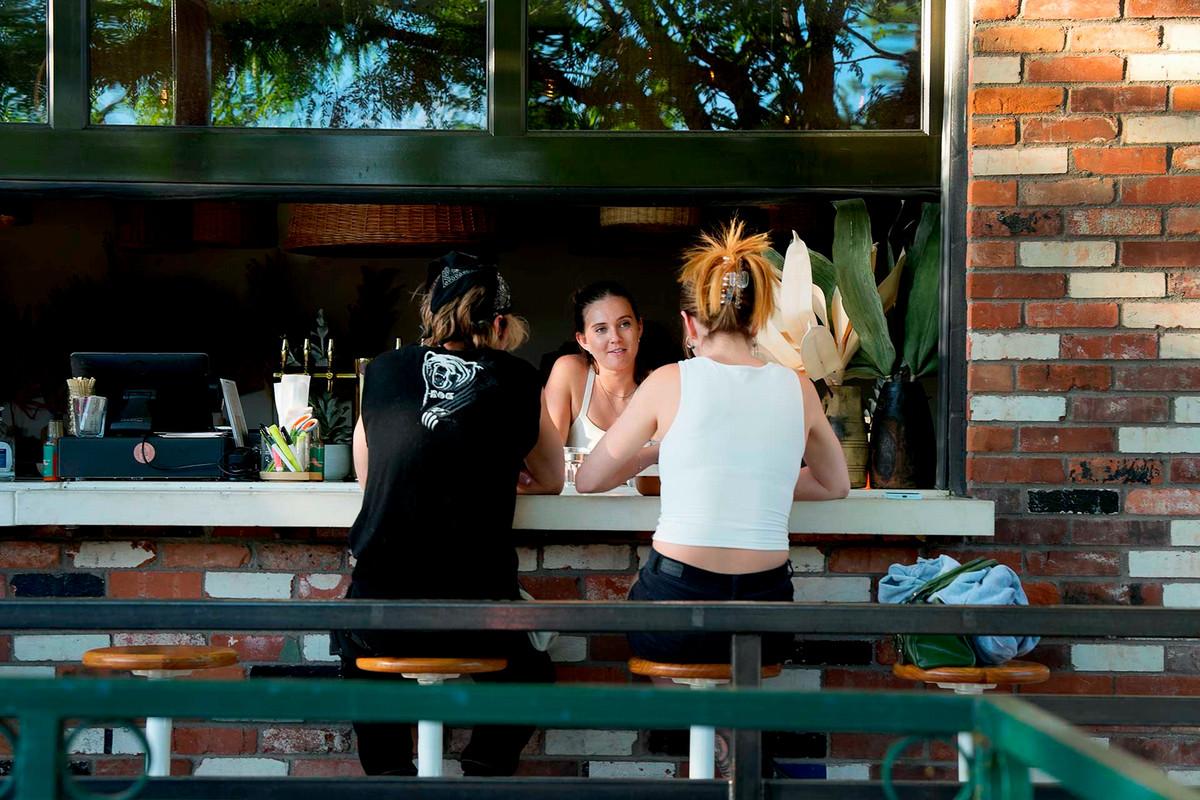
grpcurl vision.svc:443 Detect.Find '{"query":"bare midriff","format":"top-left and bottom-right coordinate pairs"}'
top-left (652, 540), bottom-right (790, 575)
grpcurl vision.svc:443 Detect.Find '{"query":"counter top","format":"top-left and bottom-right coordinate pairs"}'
top-left (0, 482), bottom-right (992, 536)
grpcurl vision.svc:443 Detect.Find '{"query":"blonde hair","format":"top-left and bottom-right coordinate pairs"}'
top-left (679, 219), bottom-right (775, 336)
top-left (419, 286), bottom-right (530, 351)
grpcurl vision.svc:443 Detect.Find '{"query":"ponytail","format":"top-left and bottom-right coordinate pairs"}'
top-left (679, 219), bottom-right (775, 337)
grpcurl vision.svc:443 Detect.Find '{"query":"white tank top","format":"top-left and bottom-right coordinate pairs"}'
top-left (655, 357), bottom-right (806, 551)
top-left (566, 368), bottom-right (606, 452)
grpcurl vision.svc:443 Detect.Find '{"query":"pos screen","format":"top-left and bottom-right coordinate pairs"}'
top-left (69, 352), bottom-right (214, 435)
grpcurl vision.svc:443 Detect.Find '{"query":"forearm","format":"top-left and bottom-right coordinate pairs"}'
top-left (793, 466), bottom-right (851, 501)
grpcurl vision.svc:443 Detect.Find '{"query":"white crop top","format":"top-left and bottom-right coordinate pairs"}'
top-left (654, 357), bottom-right (806, 551)
top-left (566, 368), bottom-right (606, 452)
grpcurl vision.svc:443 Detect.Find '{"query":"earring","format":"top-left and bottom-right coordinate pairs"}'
top-left (685, 339), bottom-right (696, 350)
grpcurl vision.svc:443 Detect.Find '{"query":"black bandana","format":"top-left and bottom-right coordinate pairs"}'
top-left (426, 251), bottom-right (512, 320)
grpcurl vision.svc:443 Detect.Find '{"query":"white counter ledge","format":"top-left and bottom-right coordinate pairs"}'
top-left (0, 482), bottom-right (992, 536)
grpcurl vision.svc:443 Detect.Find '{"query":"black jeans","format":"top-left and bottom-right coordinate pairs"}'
top-left (627, 549), bottom-right (795, 665)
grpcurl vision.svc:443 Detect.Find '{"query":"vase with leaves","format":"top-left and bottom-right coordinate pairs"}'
top-left (312, 391), bottom-right (353, 481)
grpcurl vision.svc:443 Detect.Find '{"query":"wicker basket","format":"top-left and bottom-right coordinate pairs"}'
top-left (283, 204), bottom-right (495, 251)
top-left (598, 206), bottom-right (699, 231)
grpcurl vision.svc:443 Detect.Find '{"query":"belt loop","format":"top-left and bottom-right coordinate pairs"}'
top-left (648, 549), bottom-right (661, 574)
top-left (787, 559), bottom-right (795, 578)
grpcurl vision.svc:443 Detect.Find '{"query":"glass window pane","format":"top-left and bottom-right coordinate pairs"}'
top-left (529, 0), bottom-right (921, 131)
top-left (0, 0), bottom-right (47, 123)
top-left (90, 0), bottom-right (486, 129)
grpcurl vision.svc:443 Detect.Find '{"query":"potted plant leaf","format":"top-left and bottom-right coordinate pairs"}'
top-left (311, 391), bottom-right (353, 481)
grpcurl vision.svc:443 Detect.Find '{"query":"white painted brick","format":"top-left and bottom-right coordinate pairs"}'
top-left (827, 764), bottom-right (871, 781)
top-left (302, 634), bottom-right (338, 662)
top-left (517, 547), bottom-right (538, 572)
top-left (71, 541), bottom-right (155, 569)
top-left (303, 573), bottom-right (343, 592)
top-left (548, 635), bottom-right (588, 663)
top-left (588, 761), bottom-right (675, 779)
top-left (113, 633), bottom-right (206, 647)
top-left (1163, 334), bottom-right (1200, 359)
top-left (1127, 114), bottom-right (1200, 142)
top-left (792, 577), bottom-right (871, 603)
top-left (1122, 303), bottom-right (1200, 329)
top-left (545, 730), bottom-right (638, 756)
top-left (973, 148), bottom-right (1069, 177)
top-left (970, 395), bottom-right (1066, 422)
top-left (0, 665), bottom-right (56, 678)
top-left (970, 333), bottom-right (1060, 361)
top-left (205, 572), bottom-right (293, 599)
top-left (1069, 272), bottom-right (1164, 298)
top-left (1164, 584), bottom-right (1200, 608)
top-left (764, 668), bottom-right (822, 692)
top-left (974, 56), bottom-right (1021, 83)
top-left (1071, 644), bottom-right (1164, 672)
top-left (542, 545), bottom-right (630, 570)
top-left (1128, 55), bottom-right (1200, 81)
top-left (1119, 427), bottom-right (1200, 453)
top-left (68, 728), bottom-right (106, 754)
top-left (1130, 551), bottom-right (1200, 578)
top-left (1179, 398), bottom-right (1200, 424)
top-left (1021, 241), bottom-right (1116, 268)
top-left (789, 546), bottom-right (824, 573)
top-left (112, 728), bottom-right (143, 755)
top-left (1164, 24), bottom-right (1200, 50)
top-left (14, 634), bottom-right (111, 662)
top-left (636, 545), bottom-right (651, 569)
top-left (1168, 770), bottom-right (1200, 787)
top-left (194, 758), bottom-right (289, 777)
top-left (1172, 521), bottom-right (1200, 546)
top-left (68, 725), bottom-right (144, 755)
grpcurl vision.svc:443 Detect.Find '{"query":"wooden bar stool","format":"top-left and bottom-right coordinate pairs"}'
top-left (629, 657), bottom-right (782, 780)
top-left (893, 660), bottom-right (1049, 781)
top-left (356, 657), bottom-right (507, 777)
top-left (82, 645), bottom-right (238, 777)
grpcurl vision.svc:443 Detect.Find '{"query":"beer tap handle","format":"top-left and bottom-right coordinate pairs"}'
top-left (326, 338), bottom-right (335, 393)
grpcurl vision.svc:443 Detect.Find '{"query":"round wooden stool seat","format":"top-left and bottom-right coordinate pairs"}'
top-left (628, 657), bottom-right (783, 681)
top-left (356, 657), bottom-right (507, 676)
top-left (892, 660), bottom-right (1050, 686)
top-left (83, 645), bottom-right (238, 672)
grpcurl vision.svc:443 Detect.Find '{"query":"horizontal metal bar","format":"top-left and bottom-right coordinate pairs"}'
top-left (0, 600), bottom-right (1195, 637)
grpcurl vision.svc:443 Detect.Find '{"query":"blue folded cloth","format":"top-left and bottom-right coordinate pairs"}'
top-left (878, 556), bottom-right (1039, 666)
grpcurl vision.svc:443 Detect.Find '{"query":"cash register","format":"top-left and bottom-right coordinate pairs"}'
top-left (58, 352), bottom-right (235, 480)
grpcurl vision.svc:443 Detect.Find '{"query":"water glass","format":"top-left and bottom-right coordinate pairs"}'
top-left (563, 447), bottom-right (587, 486)
top-left (71, 396), bottom-right (107, 438)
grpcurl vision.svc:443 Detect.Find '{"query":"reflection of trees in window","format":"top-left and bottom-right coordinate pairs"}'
top-left (0, 0), bottom-right (47, 123)
top-left (90, 0), bottom-right (486, 129)
top-left (528, 0), bottom-right (921, 131)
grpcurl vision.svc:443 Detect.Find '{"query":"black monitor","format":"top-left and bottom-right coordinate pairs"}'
top-left (69, 353), bottom-right (215, 435)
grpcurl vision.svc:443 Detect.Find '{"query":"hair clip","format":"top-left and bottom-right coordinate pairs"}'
top-left (720, 268), bottom-right (750, 307)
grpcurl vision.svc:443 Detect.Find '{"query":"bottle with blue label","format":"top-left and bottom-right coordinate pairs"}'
top-left (0, 406), bottom-right (15, 481)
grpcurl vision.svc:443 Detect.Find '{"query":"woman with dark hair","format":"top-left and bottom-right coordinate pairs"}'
top-left (545, 281), bottom-right (645, 451)
top-left (335, 251), bottom-right (563, 777)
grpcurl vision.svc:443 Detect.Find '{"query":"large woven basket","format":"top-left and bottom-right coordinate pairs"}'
top-left (283, 204), bottom-right (494, 251)
top-left (599, 206), bottom-right (699, 231)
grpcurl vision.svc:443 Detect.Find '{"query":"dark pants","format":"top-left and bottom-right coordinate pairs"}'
top-left (627, 549), bottom-right (795, 664)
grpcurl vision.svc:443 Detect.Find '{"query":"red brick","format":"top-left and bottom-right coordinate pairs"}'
top-left (1070, 86), bottom-right (1166, 112)
top-left (968, 272), bottom-right (1065, 299)
top-left (968, 302), bottom-right (1022, 329)
top-left (1172, 458), bottom-right (1200, 482)
top-left (1123, 176), bottom-right (1200, 205)
top-left (515, 761), bottom-right (581, 777)
top-left (173, 726), bottom-right (257, 755)
top-left (1026, 55), bottom-right (1123, 82)
top-left (0, 635), bottom-right (10, 662)
top-left (970, 209), bottom-right (1061, 237)
top-left (830, 732), bottom-right (925, 760)
top-left (296, 573), bottom-right (349, 599)
top-left (1022, 116), bottom-right (1117, 143)
top-left (1062, 582), bottom-right (1161, 605)
top-left (968, 427), bottom-right (1015, 452)
top-left (968, 242), bottom-right (1016, 267)
top-left (970, 117), bottom-right (1018, 146)
top-left (829, 547), bottom-right (920, 574)
top-left (969, 180), bottom-right (1017, 206)
top-left (1175, 146), bottom-right (1200, 171)
top-left (1070, 26), bottom-right (1161, 51)
top-left (291, 759), bottom-right (365, 777)
top-left (1127, 0), bottom-right (1200, 16)
top-left (209, 526), bottom-right (272, 539)
top-left (1070, 396), bottom-right (1169, 423)
top-left (968, 364), bottom-right (1014, 392)
top-left (1126, 489), bottom-right (1200, 516)
top-left (1026, 550), bottom-right (1120, 576)
top-left (1168, 208), bottom-right (1200, 236)
top-left (975, 27), bottom-right (1066, 53)
top-left (1020, 427), bottom-right (1115, 452)
top-left (256, 543), bottom-right (343, 571)
top-left (1115, 365), bottom-right (1200, 391)
top-left (1061, 333), bottom-right (1158, 360)
top-left (582, 573), bottom-right (636, 600)
top-left (1069, 458), bottom-right (1164, 484)
top-left (518, 575), bottom-right (580, 600)
top-left (210, 634), bottom-right (287, 663)
top-left (968, 457), bottom-right (1065, 484)
top-left (1020, 673), bottom-right (1114, 695)
top-left (971, 87), bottom-right (1065, 114)
top-left (1122, 241), bottom-right (1200, 268)
top-left (1067, 208), bottom-right (1161, 236)
top-left (974, 0), bottom-right (1019, 19)
top-left (554, 665), bottom-right (629, 684)
top-left (825, 668), bottom-right (914, 691)
top-left (1116, 676), bottom-right (1200, 696)
top-left (178, 663), bottom-right (244, 681)
top-left (0, 574), bottom-right (6, 599)
top-left (1025, 0), bottom-right (1119, 17)
top-left (588, 634), bottom-right (632, 662)
top-left (994, 517), bottom-right (1070, 545)
top-left (1077, 148), bottom-right (1168, 177)
top-left (261, 726), bottom-right (351, 754)
top-left (1170, 273), bottom-right (1200, 298)
top-left (1176, 86), bottom-right (1200, 111)
top-left (160, 543), bottom-right (250, 568)
top-left (0, 542), bottom-right (59, 568)
top-left (1025, 302), bottom-right (1118, 328)
top-left (1117, 737), bottom-right (1200, 765)
top-left (93, 757), bottom-right (190, 777)
top-left (972, 487), bottom-right (1022, 514)
top-left (108, 572), bottom-right (203, 599)
top-left (1023, 581), bottom-right (1062, 605)
top-left (1021, 177), bottom-right (1114, 205)
top-left (941, 548), bottom-right (1023, 571)
top-left (1017, 364), bottom-right (1110, 391)
top-left (1073, 519), bottom-right (1169, 545)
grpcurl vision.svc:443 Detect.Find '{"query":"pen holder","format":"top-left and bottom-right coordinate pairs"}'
top-left (259, 429), bottom-right (323, 482)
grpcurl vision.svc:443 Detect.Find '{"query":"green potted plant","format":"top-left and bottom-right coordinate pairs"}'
top-left (311, 391), bottom-right (353, 481)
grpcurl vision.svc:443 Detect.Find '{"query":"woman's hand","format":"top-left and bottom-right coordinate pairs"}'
top-left (793, 378), bottom-right (851, 501)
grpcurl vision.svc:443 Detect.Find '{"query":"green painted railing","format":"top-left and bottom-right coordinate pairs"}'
top-left (1, 678), bottom-right (1195, 800)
